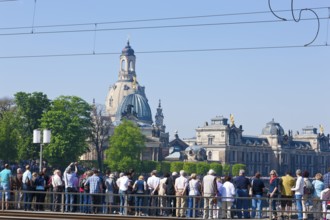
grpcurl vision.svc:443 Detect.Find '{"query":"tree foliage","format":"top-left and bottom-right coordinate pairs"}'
top-left (170, 161), bottom-right (184, 173)
top-left (209, 162), bottom-right (223, 176)
top-left (232, 163), bottom-right (246, 176)
top-left (14, 92), bottom-right (50, 159)
top-left (104, 120), bottom-right (145, 172)
top-left (223, 164), bottom-right (231, 176)
top-left (40, 96), bottom-right (92, 167)
top-left (183, 162), bottom-right (197, 175)
top-left (196, 162), bottom-right (210, 175)
top-left (0, 110), bottom-right (19, 161)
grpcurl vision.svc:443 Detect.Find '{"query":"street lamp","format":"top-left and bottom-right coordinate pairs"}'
top-left (33, 129), bottom-right (51, 172)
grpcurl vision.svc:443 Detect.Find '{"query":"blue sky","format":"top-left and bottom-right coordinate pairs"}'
top-left (0, 0), bottom-right (329, 139)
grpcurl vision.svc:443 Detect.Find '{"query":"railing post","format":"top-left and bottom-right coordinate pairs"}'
top-left (61, 191), bottom-right (64, 213)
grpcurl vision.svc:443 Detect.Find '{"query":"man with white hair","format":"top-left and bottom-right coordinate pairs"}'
top-left (233, 169), bottom-right (251, 219)
top-left (166, 171), bottom-right (178, 216)
top-left (175, 170), bottom-right (188, 217)
top-left (147, 170), bottom-right (160, 216)
top-left (203, 169), bottom-right (217, 219)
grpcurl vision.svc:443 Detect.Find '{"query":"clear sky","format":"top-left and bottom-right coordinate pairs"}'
top-left (0, 0), bottom-right (329, 139)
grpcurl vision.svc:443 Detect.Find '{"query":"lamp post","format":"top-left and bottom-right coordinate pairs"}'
top-left (33, 129), bottom-right (51, 172)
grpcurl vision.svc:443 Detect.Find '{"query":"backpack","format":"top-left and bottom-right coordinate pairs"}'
top-left (304, 179), bottom-right (314, 195)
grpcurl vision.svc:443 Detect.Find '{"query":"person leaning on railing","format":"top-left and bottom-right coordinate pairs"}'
top-left (291, 169), bottom-right (304, 220)
top-left (251, 172), bottom-right (265, 219)
top-left (221, 175), bottom-right (235, 219)
top-left (279, 171), bottom-right (295, 219)
top-left (311, 173), bottom-right (324, 220)
top-left (0, 163), bottom-right (12, 210)
top-left (268, 170), bottom-right (279, 220)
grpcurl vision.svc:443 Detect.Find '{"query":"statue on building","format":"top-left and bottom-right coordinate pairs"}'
top-left (230, 114), bottom-right (235, 126)
top-left (320, 124), bottom-right (324, 134)
top-left (184, 146), bottom-right (207, 161)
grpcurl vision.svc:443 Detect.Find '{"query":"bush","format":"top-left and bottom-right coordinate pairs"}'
top-left (223, 164), bottom-right (231, 176)
top-left (170, 161), bottom-right (184, 173)
top-left (141, 160), bottom-right (158, 173)
top-left (183, 162), bottom-right (197, 175)
top-left (210, 162), bottom-right (222, 176)
top-left (160, 161), bottom-right (171, 174)
top-left (232, 164), bottom-right (246, 176)
top-left (196, 162), bottom-right (210, 175)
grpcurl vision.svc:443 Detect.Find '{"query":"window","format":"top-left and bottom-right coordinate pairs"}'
top-left (263, 153), bottom-right (269, 162)
top-left (129, 61), bottom-right (134, 71)
top-left (208, 137), bottom-right (213, 145)
top-left (121, 60), bottom-right (126, 71)
top-left (230, 151), bottom-right (236, 162)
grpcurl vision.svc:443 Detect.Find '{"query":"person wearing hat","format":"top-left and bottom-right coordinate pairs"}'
top-left (203, 169), bottom-right (217, 219)
top-left (0, 164), bottom-right (12, 210)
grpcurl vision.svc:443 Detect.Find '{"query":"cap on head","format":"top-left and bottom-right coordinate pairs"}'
top-left (208, 169), bottom-right (216, 175)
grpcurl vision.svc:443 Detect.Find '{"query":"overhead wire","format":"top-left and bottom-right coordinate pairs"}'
top-left (0, 44), bottom-right (328, 59)
top-left (0, 17), bottom-right (327, 37)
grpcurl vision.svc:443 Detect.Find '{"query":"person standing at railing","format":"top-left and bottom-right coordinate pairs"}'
top-left (187, 173), bottom-right (201, 218)
top-left (311, 173), bottom-right (324, 220)
top-left (203, 169), bottom-right (218, 219)
top-left (174, 170), bottom-right (188, 218)
top-left (22, 165), bottom-right (33, 211)
top-left (268, 170), bottom-right (279, 220)
top-left (302, 171), bottom-right (312, 220)
top-left (15, 168), bottom-right (23, 210)
top-left (132, 175), bottom-right (147, 216)
top-left (105, 172), bottom-right (117, 214)
top-left (147, 170), bottom-right (160, 216)
top-left (35, 171), bottom-right (46, 211)
top-left (233, 169), bottom-right (251, 219)
top-left (117, 172), bottom-right (129, 215)
top-left (291, 169), bottom-right (304, 220)
top-left (221, 175), bottom-right (236, 219)
top-left (85, 169), bottom-right (103, 214)
top-left (323, 168), bottom-right (330, 189)
top-left (165, 171), bottom-right (178, 217)
top-left (0, 163), bottom-right (12, 210)
top-left (158, 172), bottom-right (168, 216)
top-left (251, 172), bottom-right (265, 219)
top-left (63, 162), bottom-right (78, 212)
top-left (279, 171), bottom-right (295, 219)
top-left (51, 169), bottom-right (63, 212)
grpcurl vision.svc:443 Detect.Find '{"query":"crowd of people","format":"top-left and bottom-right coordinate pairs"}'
top-left (1, 162), bottom-right (330, 220)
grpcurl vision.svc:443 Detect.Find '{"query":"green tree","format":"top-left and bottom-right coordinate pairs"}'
top-left (183, 162), bottom-right (197, 175)
top-left (223, 164), bottom-right (231, 176)
top-left (40, 96), bottom-right (92, 167)
top-left (232, 164), bottom-right (246, 176)
top-left (196, 162), bottom-right (210, 175)
top-left (170, 161), bottom-right (184, 173)
top-left (160, 161), bottom-right (171, 174)
top-left (210, 162), bottom-right (222, 176)
top-left (14, 92), bottom-right (50, 160)
top-left (104, 120), bottom-right (145, 172)
top-left (0, 110), bottom-right (19, 161)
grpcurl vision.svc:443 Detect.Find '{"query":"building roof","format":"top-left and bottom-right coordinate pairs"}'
top-left (262, 119), bottom-right (285, 136)
top-left (121, 41), bottom-right (135, 56)
top-left (115, 93), bottom-right (152, 124)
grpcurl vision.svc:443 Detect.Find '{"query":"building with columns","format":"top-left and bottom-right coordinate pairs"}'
top-left (191, 116), bottom-right (330, 176)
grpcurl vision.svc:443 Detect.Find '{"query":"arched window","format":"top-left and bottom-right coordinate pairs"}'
top-left (129, 61), bottom-right (134, 71)
top-left (121, 60), bottom-right (126, 71)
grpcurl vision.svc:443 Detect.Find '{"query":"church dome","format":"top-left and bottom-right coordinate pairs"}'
top-left (121, 41), bottom-right (135, 56)
top-left (115, 93), bottom-right (152, 124)
top-left (262, 119), bottom-right (284, 136)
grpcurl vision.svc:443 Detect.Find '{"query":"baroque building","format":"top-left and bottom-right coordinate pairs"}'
top-left (104, 41), bottom-right (169, 161)
top-left (195, 116), bottom-right (330, 176)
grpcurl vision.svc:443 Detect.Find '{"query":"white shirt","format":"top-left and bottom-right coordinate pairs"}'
top-left (188, 179), bottom-right (201, 196)
top-left (175, 175), bottom-right (188, 191)
top-left (292, 176), bottom-right (304, 195)
top-left (147, 175), bottom-right (160, 190)
top-left (52, 174), bottom-right (63, 187)
top-left (221, 181), bottom-right (236, 202)
top-left (117, 175), bottom-right (129, 191)
top-left (22, 170), bottom-right (32, 184)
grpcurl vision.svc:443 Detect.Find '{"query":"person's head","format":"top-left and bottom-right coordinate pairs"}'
top-left (151, 170), bottom-right (157, 176)
top-left (216, 176), bottom-right (222, 182)
top-left (93, 169), bottom-right (99, 175)
top-left (296, 169), bottom-right (302, 176)
top-left (224, 175), bottom-right (231, 182)
top-left (32, 172), bottom-right (38, 178)
top-left (191, 173), bottom-right (197, 180)
top-left (4, 164), bottom-right (9, 169)
top-left (138, 175), bottom-right (144, 180)
top-left (119, 172), bottom-right (124, 177)
top-left (109, 174), bottom-right (115, 179)
top-left (86, 170), bottom-right (93, 177)
top-left (302, 170), bottom-right (309, 178)
top-left (239, 169), bottom-right (245, 176)
top-left (269, 170), bottom-right (277, 177)
top-left (42, 167), bottom-right (47, 174)
top-left (54, 169), bottom-right (61, 176)
top-left (105, 170), bottom-right (111, 176)
top-left (315, 173), bottom-right (322, 180)
top-left (17, 168), bottom-right (22, 174)
top-left (39, 172), bottom-right (44, 176)
top-left (179, 170), bottom-right (185, 176)
top-left (172, 172), bottom-right (178, 177)
top-left (255, 172), bottom-right (261, 179)
top-left (285, 171), bottom-right (292, 176)
top-left (65, 167), bottom-right (72, 174)
top-left (164, 172), bottom-right (170, 178)
top-left (208, 169), bottom-right (216, 176)
top-left (25, 165), bottom-right (30, 170)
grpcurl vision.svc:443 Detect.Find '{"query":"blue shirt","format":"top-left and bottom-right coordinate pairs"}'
top-left (234, 175), bottom-right (250, 190)
top-left (0, 169), bottom-right (12, 184)
top-left (86, 175), bottom-right (101, 194)
top-left (312, 179), bottom-right (324, 198)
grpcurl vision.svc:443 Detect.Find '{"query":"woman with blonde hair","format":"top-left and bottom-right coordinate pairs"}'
top-left (268, 170), bottom-right (279, 220)
top-left (187, 173), bottom-right (201, 218)
top-left (312, 173), bottom-right (324, 220)
top-left (133, 175), bottom-right (147, 216)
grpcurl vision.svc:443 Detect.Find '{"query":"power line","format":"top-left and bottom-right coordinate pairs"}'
top-left (0, 6), bottom-right (329, 31)
top-left (0, 17), bottom-right (327, 37)
top-left (0, 44), bottom-right (328, 59)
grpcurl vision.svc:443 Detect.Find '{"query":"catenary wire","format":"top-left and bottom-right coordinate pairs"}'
top-left (0, 6), bottom-right (328, 31)
top-left (0, 44), bottom-right (328, 59)
top-left (0, 17), bottom-right (327, 37)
